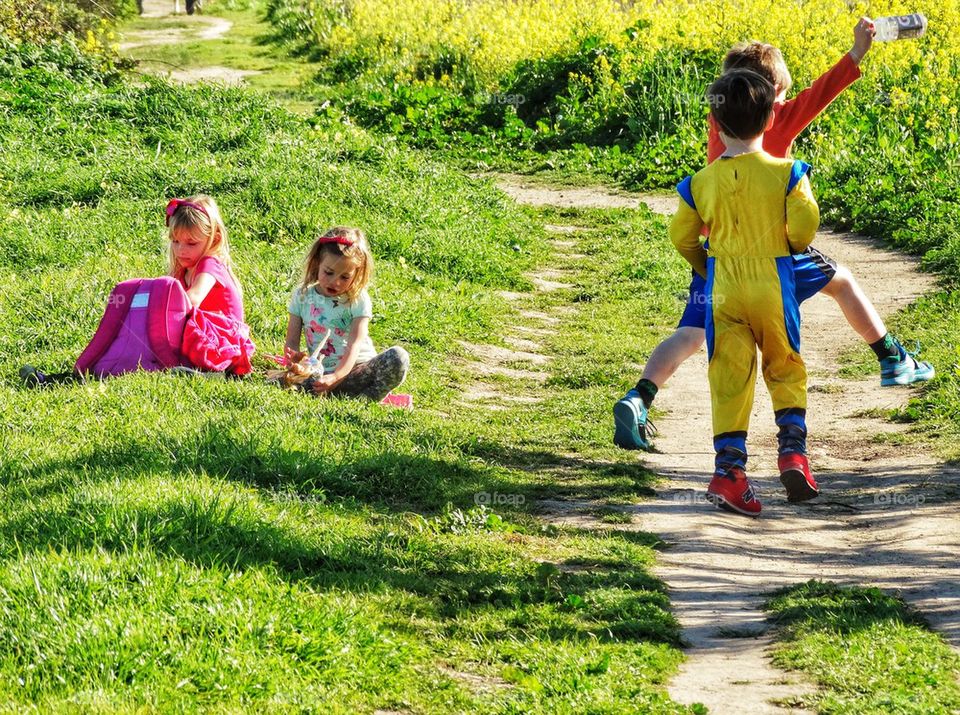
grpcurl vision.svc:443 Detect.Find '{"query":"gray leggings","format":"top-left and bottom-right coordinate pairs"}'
top-left (309, 346), bottom-right (409, 401)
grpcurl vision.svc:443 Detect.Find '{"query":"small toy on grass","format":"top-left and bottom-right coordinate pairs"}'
top-left (266, 329), bottom-right (329, 389)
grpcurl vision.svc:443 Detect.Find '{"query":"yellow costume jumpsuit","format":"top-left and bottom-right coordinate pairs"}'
top-left (669, 152), bottom-right (820, 473)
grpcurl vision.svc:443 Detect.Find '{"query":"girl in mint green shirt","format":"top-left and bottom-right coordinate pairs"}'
top-left (284, 227), bottom-right (409, 401)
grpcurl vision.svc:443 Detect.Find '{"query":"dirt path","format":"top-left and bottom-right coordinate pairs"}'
top-left (119, 0), bottom-right (260, 85)
top-left (494, 174), bottom-right (960, 714)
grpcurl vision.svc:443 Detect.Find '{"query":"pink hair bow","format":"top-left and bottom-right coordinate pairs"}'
top-left (166, 198), bottom-right (209, 226)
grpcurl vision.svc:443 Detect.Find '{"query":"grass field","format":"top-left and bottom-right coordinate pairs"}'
top-left (0, 41), bottom-right (701, 710)
top-left (2, 0), bottom-right (959, 710)
top-left (258, 0), bottom-right (960, 461)
top-left (767, 581), bottom-right (960, 713)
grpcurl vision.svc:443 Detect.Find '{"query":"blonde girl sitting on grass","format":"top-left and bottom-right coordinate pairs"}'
top-left (21, 194), bottom-right (253, 386)
top-left (283, 227), bottom-right (409, 401)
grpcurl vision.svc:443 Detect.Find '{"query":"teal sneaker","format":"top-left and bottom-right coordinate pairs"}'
top-left (880, 343), bottom-right (935, 386)
top-left (613, 389), bottom-right (655, 450)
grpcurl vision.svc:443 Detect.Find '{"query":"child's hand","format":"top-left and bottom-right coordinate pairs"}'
top-left (850, 17), bottom-right (874, 64)
top-left (284, 346), bottom-right (306, 365)
top-left (310, 374), bottom-right (340, 394)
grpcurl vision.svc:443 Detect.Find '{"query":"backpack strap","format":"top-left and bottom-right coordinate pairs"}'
top-left (147, 277), bottom-right (191, 368)
top-left (74, 279), bottom-right (142, 375)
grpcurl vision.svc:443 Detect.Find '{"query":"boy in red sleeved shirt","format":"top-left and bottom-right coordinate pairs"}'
top-left (614, 18), bottom-right (935, 451)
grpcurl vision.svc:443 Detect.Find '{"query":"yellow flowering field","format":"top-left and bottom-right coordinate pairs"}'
top-left (267, 0), bottom-right (960, 285)
top-left (283, 0), bottom-right (960, 169)
top-left (1, 0), bottom-right (131, 53)
top-left (299, 0), bottom-right (959, 94)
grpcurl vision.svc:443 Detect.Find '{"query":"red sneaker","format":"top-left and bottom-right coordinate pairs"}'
top-left (706, 468), bottom-right (761, 517)
top-left (778, 452), bottom-right (819, 503)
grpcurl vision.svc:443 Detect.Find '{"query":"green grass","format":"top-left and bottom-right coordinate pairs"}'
top-left (0, 35), bottom-right (703, 709)
top-left (836, 291), bottom-right (960, 461)
top-left (7, 1), bottom-right (959, 708)
top-left (766, 581), bottom-right (960, 714)
top-left (250, 0), bottom-right (960, 464)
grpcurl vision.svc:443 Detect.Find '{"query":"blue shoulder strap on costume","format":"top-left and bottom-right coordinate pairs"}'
top-left (787, 160), bottom-right (811, 195)
top-left (676, 176), bottom-right (696, 210)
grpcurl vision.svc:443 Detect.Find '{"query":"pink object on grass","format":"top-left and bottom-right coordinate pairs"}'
top-left (380, 392), bottom-right (413, 409)
top-left (75, 277), bottom-right (192, 377)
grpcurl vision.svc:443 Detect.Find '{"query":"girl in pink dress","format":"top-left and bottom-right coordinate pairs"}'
top-left (166, 194), bottom-right (255, 376)
top-left (20, 195), bottom-right (254, 386)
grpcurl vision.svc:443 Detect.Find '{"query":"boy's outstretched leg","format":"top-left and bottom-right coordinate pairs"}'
top-left (817, 265), bottom-right (934, 386)
top-left (613, 326), bottom-right (705, 450)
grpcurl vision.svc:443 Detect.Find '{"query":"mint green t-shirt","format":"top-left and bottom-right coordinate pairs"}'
top-left (288, 287), bottom-right (377, 371)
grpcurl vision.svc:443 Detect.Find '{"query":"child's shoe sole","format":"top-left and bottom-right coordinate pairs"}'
top-left (613, 399), bottom-right (650, 451)
top-left (19, 365), bottom-right (43, 388)
top-left (706, 470), bottom-right (762, 516)
top-left (704, 491), bottom-right (760, 517)
top-left (779, 469), bottom-right (820, 503)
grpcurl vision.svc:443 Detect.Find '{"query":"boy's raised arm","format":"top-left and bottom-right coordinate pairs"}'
top-left (777, 18), bottom-right (872, 140)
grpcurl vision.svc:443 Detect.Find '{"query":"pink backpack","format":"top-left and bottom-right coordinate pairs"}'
top-left (75, 277), bottom-right (192, 377)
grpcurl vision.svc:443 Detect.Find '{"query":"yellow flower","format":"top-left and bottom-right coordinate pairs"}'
top-left (889, 88), bottom-right (910, 110)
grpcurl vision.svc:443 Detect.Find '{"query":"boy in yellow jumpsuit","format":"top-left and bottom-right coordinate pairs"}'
top-left (670, 69), bottom-right (821, 516)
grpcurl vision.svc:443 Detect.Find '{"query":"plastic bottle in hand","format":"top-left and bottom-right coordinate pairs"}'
top-left (873, 13), bottom-right (928, 41)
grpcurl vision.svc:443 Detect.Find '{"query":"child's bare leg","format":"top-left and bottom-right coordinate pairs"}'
top-left (613, 326), bottom-right (705, 450)
top-left (819, 265), bottom-right (886, 343)
top-left (640, 326), bottom-right (706, 387)
top-left (819, 264), bottom-right (935, 385)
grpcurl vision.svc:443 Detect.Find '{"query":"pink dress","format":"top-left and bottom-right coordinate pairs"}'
top-left (178, 256), bottom-right (255, 374)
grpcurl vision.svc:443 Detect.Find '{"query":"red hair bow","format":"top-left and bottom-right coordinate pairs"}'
top-left (317, 236), bottom-right (354, 247)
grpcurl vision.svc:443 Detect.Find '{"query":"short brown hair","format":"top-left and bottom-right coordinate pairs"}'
top-left (707, 69), bottom-right (776, 141)
top-left (723, 41), bottom-right (792, 94)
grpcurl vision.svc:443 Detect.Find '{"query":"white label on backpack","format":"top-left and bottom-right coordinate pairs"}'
top-left (131, 292), bottom-right (149, 309)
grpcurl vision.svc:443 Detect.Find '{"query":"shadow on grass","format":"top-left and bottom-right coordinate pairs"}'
top-left (461, 439), bottom-right (659, 503)
top-left (766, 580), bottom-right (928, 632)
top-left (3, 426), bottom-right (660, 511)
top-left (0, 469), bottom-right (680, 646)
top-left (0, 400), bottom-right (684, 645)
top-left (763, 580), bottom-right (960, 710)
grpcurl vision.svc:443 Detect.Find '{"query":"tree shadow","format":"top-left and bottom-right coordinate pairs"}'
top-left (460, 439), bottom-right (660, 503)
top-left (0, 462), bottom-right (681, 647)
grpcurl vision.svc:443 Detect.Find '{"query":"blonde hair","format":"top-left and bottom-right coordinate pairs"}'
top-left (723, 41), bottom-right (792, 95)
top-left (299, 226), bottom-right (373, 302)
top-left (166, 194), bottom-right (241, 293)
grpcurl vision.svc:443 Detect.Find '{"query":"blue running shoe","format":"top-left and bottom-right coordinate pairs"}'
top-left (613, 389), bottom-right (655, 450)
top-left (880, 343), bottom-right (936, 387)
